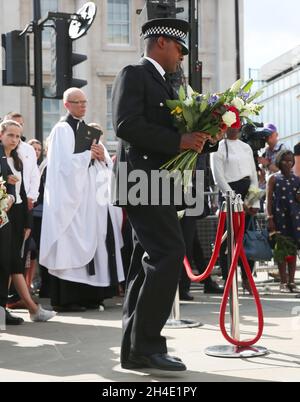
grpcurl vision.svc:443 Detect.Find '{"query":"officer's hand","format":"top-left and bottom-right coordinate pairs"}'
top-left (209, 129), bottom-right (226, 145)
top-left (180, 132), bottom-right (212, 153)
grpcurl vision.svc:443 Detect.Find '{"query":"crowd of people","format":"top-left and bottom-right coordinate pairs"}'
top-left (1, 17), bottom-right (300, 373)
top-left (0, 92), bottom-right (126, 326)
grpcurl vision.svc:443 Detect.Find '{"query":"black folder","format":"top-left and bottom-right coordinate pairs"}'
top-left (74, 123), bottom-right (102, 154)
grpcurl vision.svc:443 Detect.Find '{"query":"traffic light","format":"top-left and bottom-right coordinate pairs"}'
top-left (138, 1), bottom-right (185, 55)
top-left (1, 30), bottom-right (30, 86)
top-left (147, 0), bottom-right (176, 18)
top-left (139, 0), bottom-right (184, 19)
top-left (46, 19), bottom-right (87, 99)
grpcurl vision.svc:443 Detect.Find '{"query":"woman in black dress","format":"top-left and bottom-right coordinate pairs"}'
top-left (0, 120), bottom-right (56, 322)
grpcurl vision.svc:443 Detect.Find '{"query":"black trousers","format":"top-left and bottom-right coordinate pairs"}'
top-left (0, 223), bottom-right (11, 307)
top-left (122, 205), bottom-right (185, 363)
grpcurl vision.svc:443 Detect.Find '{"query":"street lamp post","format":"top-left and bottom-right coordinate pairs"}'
top-left (188, 0), bottom-right (202, 93)
top-left (33, 0), bottom-right (43, 143)
top-left (234, 0), bottom-right (241, 80)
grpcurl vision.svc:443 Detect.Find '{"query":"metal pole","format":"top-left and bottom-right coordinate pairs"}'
top-left (33, 0), bottom-right (43, 143)
top-left (188, 0), bottom-right (202, 93)
top-left (165, 286), bottom-right (203, 329)
top-left (234, 0), bottom-right (241, 80)
top-left (226, 191), bottom-right (240, 342)
top-left (205, 192), bottom-right (268, 358)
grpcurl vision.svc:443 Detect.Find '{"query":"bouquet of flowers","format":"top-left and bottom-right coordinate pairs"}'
top-left (0, 177), bottom-right (9, 228)
top-left (244, 185), bottom-right (265, 208)
top-left (162, 79), bottom-right (264, 189)
top-left (270, 233), bottom-right (297, 264)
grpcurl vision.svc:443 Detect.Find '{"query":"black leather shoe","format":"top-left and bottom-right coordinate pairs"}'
top-left (53, 304), bottom-right (87, 312)
top-left (122, 354), bottom-right (183, 369)
top-left (179, 292), bottom-right (194, 301)
top-left (204, 282), bottom-right (224, 294)
top-left (122, 352), bottom-right (186, 371)
top-left (5, 310), bottom-right (24, 325)
top-left (80, 304), bottom-right (99, 310)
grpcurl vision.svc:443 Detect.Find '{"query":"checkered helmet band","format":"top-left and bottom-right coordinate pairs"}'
top-left (144, 26), bottom-right (187, 40)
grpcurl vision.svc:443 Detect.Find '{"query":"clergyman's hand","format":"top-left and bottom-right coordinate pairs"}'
top-left (91, 140), bottom-right (105, 162)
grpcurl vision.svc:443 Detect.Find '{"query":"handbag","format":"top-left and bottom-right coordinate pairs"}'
top-left (243, 217), bottom-right (273, 261)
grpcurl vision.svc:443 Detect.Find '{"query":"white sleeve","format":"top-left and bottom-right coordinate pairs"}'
top-left (26, 146), bottom-right (41, 201)
top-left (18, 143), bottom-right (40, 202)
top-left (248, 147), bottom-right (260, 209)
top-left (47, 124), bottom-right (92, 178)
top-left (210, 151), bottom-right (232, 194)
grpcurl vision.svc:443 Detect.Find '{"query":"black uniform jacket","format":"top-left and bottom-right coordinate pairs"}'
top-left (112, 58), bottom-right (218, 206)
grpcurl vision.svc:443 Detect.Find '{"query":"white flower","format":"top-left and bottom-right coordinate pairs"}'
top-left (231, 97), bottom-right (244, 111)
top-left (0, 198), bottom-right (8, 211)
top-left (184, 98), bottom-right (194, 107)
top-left (186, 85), bottom-right (194, 98)
top-left (230, 79), bottom-right (242, 93)
top-left (240, 102), bottom-right (262, 117)
top-left (244, 185), bottom-right (265, 207)
top-left (240, 110), bottom-right (251, 118)
top-left (222, 111), bottom-right (237, 127)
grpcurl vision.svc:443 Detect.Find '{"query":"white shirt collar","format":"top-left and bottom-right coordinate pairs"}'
top-left (144, 57), bottom-right (166, 79)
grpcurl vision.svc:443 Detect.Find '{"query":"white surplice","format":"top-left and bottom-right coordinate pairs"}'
top-left (40, 122), bottom-right (124, 286)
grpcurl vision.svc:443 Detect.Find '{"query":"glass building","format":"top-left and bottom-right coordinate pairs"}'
top-left (257, 46), bottom-right (300, 150)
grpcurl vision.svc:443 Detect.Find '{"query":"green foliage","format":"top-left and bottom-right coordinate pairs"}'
top-left (178, 86), bottom-right (186, 102)
top-left (241, 79), bottom-right (254, 92)
top-left (272, 234), bottom-right (297, 263)
top-left (166, 100), bottom-right (182, 109)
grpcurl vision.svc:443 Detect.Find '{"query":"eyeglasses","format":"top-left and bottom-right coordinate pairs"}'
top-left (68, 100), bottom-right (88, 105)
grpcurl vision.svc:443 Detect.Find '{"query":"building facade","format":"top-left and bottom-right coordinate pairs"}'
top-left (257, 46), bottom-right (300, 150)
top-left (0, 0), bottom-right (244, 149)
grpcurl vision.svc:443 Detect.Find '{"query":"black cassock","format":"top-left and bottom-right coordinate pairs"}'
top-left (50, 114), bottom-right (119, 308)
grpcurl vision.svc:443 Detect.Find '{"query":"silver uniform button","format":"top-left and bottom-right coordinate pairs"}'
top-left (143, 155), bottom-right (148, 160)
top-left (160, 102), bottom-right (164, 107)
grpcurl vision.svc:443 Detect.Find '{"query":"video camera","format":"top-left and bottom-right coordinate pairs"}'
top-left (240, 123), bottom-right (271, 154)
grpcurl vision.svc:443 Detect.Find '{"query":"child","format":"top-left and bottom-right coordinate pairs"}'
top-left (266, 150), bottom-right (300, 294)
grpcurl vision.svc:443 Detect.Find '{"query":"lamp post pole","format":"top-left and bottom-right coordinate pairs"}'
top-left (33, 0), bottom-right (43, 142)
top-left (234, 0), bottom-right (241, 80)
top-left (188, 0), bottom-right (202, 93)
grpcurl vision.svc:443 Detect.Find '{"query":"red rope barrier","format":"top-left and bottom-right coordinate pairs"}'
top-left (183, 210), bottom-right (264, 348)
top-left (219, 211), bottom-right (264, 347)
top-left (183, 212), bottom-right (226, 282)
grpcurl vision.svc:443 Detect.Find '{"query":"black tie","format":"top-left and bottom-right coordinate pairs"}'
top-left (76, 120), bottom-right (85, 133)
top-left (164, 73), bottom-right (175, 98)
top-left (164, 73), bottom-right (171, 85)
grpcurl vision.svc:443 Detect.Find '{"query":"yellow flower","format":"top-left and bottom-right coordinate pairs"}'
top-left (171, 106), bottom-right (183, 115)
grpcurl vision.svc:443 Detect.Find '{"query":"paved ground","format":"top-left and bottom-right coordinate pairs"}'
top-left (1, 272), bottom-right (300, 383)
